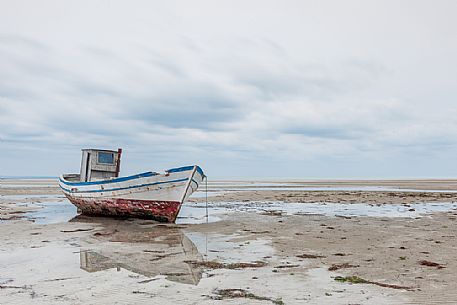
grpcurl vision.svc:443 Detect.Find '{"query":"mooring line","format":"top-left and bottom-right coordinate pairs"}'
top-left (205, 176), bottom-right (209, 222)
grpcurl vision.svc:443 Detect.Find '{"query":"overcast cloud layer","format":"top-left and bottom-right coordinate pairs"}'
top-left (1, 0), bottom-right (457, 178)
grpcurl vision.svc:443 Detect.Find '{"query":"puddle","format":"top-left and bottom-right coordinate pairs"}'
top-left (5, 199), bottom-right (457, 225)
top-left (176, 203), bottom-right (226, 224)
top-left (0, 219), bottom-right (274, 288)
top-left (0, 242), bottom-right (404, 305)
top-left (0, 240), bottom-right (199, 303)
top-left (200, 202), bottom-right (457, 218)
top-left (208, 186), bottom-right (457, 193)
top-left (0, 221), bottom-right (204, 281)
top-left (24, 200), bottom-right (77, 224)
top-left (10, 199), bottom-right (226, 225)
top-left (19, 200), bottom-right (220, 225)
top-left (198, 181), bottom-right (457, 193)
top-left (18, 200), bottom-right (225, 225)
top-left (78, 222), bottom-right (204, 285)
top-left (0, 213), bottom-right (407, 304)
top-left (21, 201), bottom-right (228, 225)
top-left (79, 248), bottom-right (201, 285)
top-left (177, 200), bottom-right (457, 222)
top-left (185, 232), bottom-right (274, 263)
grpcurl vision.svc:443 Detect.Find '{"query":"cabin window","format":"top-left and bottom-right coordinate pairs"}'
top-left (98, 152), bottom-right (115, 164)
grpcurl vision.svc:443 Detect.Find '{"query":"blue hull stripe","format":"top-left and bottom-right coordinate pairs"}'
top-left (60, 177), bottom-right (189, 194)
top-left (60, 165), bottom-right (204, 187)
top-left (60, 171), bottom-right (157, 186)
top-left (167, 165), bottom-right (205, 177)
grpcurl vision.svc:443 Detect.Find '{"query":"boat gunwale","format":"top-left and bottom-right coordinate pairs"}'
top-left (59, 165), bottom-right (204, 187)
top-left (59, 177), bottom-right (194, 194)
top-left (60, 171), bottom-right (156, 186)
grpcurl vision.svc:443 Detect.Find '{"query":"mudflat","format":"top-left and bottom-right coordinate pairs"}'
top-left (1, 179), bottom-right (457, 304)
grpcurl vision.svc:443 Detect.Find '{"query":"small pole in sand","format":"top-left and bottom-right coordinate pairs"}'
top-left (205, 176), bottom-right (208, 222)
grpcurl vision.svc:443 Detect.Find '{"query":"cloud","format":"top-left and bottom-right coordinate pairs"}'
top-left (0, 1), bottom-right (457, 177)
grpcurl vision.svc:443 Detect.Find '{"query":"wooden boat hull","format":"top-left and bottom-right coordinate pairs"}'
top-left (59, 165), bottom-right (204, 222)
top-left (65, 196), bottom-right (182, 222)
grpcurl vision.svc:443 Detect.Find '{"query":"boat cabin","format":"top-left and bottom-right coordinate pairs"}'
top-left (79, 148), bottom-right (122, 182)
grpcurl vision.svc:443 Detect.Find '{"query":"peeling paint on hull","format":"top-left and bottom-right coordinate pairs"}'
top-left (66, 195), bottom-right (182, 223)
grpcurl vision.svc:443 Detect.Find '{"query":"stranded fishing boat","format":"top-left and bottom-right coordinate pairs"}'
top-left (59, 148), bottom-right (205, 222)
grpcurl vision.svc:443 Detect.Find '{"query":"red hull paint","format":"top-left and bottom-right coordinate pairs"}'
top-left (65, 195), bottom-right (182, 223)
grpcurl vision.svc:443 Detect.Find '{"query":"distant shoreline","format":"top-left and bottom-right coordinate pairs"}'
top-left (0, 176), bottom-right (58, 179)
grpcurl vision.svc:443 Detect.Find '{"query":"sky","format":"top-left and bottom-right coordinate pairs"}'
top-left (0, 0), bottom-right (457, 179)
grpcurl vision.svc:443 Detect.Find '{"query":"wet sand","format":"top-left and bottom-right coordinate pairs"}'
top-left (1, 179), bottom-right (457, 304)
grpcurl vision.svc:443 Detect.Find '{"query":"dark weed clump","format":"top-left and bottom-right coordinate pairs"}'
top-left (334, 276), bottom-right (412, 290)
top-left (418, 260), bottom-right (445, 269)
top-left (212, 289), bottom-right (284, 305)
top-left (296, 253), bottom-right (325, 259)
top-left (185, 260), bottom-right (266, 269)
top-left (334, 276), bottom-right (368, 284)
top-left (328, 263), bottom-right (359, 271)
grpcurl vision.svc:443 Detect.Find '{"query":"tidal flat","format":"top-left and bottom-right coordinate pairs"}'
top-left (1, 179), bottom-right (457, 304)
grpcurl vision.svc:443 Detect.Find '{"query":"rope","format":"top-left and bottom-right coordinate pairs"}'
top-left (205, 176), bottom-right (208, 222)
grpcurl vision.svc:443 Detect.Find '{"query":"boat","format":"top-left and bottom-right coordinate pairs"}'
top-left (59, 148), bottom-right (205, 222)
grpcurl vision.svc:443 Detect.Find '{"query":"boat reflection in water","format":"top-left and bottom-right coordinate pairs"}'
top-left (73, 216), bottom-right (203, 285)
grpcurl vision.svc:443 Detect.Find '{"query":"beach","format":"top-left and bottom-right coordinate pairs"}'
top-left (1, 179), bottom-right (457, 304)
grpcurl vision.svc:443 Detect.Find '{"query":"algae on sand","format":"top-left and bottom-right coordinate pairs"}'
top-left (334, 276), bottom-right (412, 290)
top-left (212, 289), bottom-right (284, 305)
top-left (334, 276), bottom-right (368, 284)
